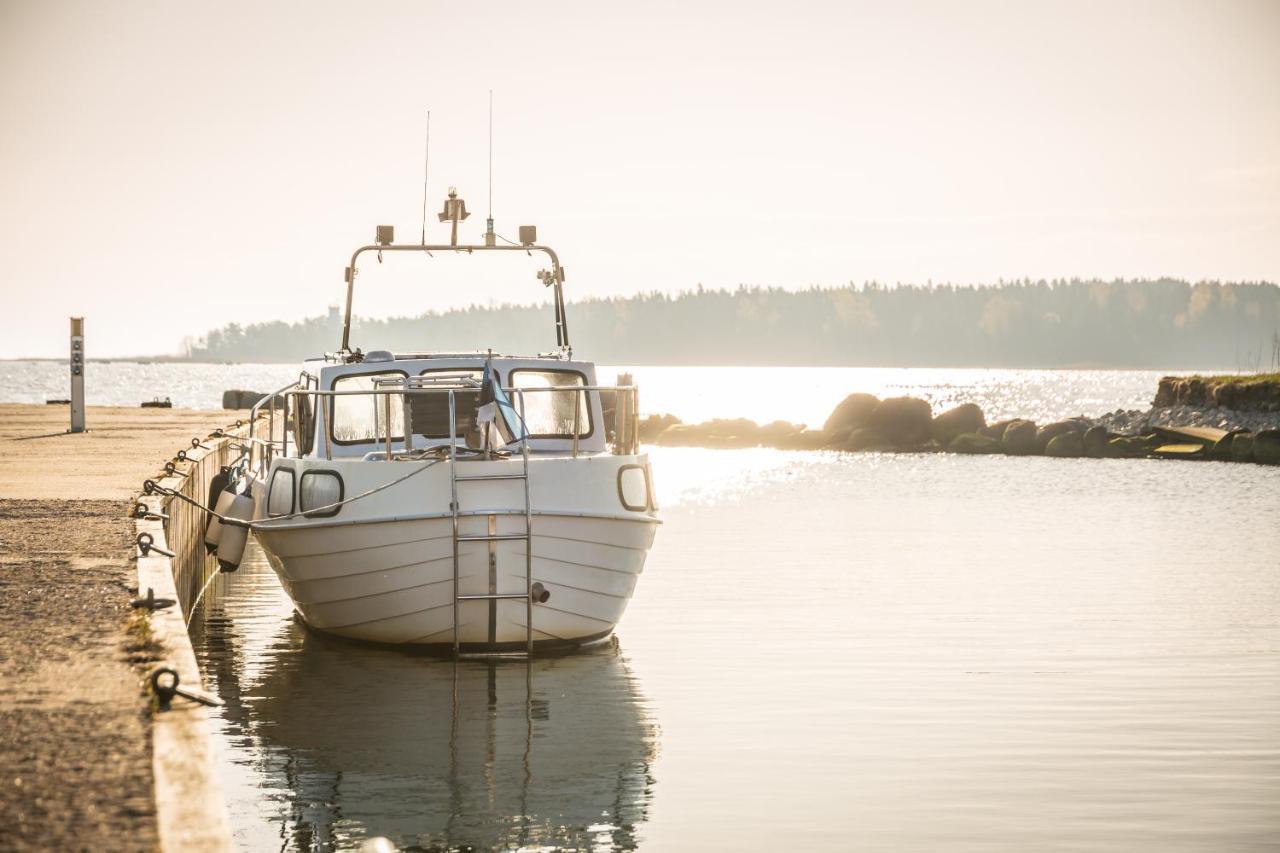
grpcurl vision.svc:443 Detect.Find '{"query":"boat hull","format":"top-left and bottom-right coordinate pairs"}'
top-left (249, 454), bottom-right (658, 649)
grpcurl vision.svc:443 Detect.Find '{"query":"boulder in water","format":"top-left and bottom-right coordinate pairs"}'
top-left (1211, 430), bottom-right (1243, 461)
top-left (638, 413), bottom-right (681, 443)
top-left (1001, 419), bottom-right (1038, 455)
top-left (931, 403), bottom-right (985, 446)
top-left (1036, 421), bottom-right (1083, 454)
top-left (776, 430), bottom-right (828, 450)
top-left (980, 418), bottom-right (1016, 440)
top-left (1083, 425), bottom-right (1112, 457)
top-left (949, 432), bottom-right (1001, 454)
top-left (845, 427), bottom-right (894, 452)
top-left (1230, 432), bottom-right (1255, 463)
top-left (652, 423), bottom-right (698, 446)
top-left (823, 393), bottom-right (880, 435)
top-left (1251, 429), bottom-right (1280, 465)
top-left (1108, 436), bottom-right (1149, 458)
top-left (1045, 431), bottom-right (1085, 458)
top-left (866, 396), bottom-right (933, 447)
top-left (759, 420), bottom-right (804, 446)
top-left (695, 418), bottom-right (761, 448)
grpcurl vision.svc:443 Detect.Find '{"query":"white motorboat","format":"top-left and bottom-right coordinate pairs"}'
top-left (240, 198), bottom-right (659, 654)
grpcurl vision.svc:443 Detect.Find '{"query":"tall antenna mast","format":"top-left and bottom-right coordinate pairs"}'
top-left (484, 89), bottom-right (496, 247)
top-left (420, 110), bottom-right (431, 246)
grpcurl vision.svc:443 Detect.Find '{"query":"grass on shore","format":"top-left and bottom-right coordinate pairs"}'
top-left (1183, 372), bottom-right (1280, 386)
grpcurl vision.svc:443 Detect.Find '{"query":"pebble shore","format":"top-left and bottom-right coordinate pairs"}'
top-left (1092, 404), bottom-right (1280, 436)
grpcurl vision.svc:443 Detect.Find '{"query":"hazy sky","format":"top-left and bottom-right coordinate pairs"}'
top-left (2, 0), bottom-right (1278, 358)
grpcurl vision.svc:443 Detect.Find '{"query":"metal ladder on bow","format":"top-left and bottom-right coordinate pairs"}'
top-left (447, 388), bottom-right (535, 658)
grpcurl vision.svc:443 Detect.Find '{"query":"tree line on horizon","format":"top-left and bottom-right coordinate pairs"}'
top-left (187, 279), bottom-right (1280, 369)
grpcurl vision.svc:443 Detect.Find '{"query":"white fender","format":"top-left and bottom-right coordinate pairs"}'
top-left (216, 492), bottom-right (256, 572)
top-left (203, 489), bottom-right (240, 553)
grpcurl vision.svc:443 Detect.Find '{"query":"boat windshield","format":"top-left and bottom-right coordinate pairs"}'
top-left (332, 371), bottom-right (404, 444)
top-left (510, 369), bottom-right (591, 438)
top-left (331, 368), bottom-right (486, 445)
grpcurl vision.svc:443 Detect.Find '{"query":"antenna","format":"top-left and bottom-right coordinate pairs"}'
top-left (485, 89), bottom-right (496, 247)
top-left (420, 110), bottom-right (431, 246)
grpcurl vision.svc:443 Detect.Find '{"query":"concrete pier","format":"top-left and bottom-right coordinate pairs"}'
top-left (0, 404), bottom-right (239, 851)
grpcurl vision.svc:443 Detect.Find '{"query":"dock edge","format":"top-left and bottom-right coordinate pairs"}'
top-left (134, 425), bottom-right (250, 852)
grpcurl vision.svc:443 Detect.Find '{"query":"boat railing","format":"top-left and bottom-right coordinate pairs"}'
top-left (244, 378), bottom-right (305, 474)
top-left (249, 381), bottom-right (641, 467)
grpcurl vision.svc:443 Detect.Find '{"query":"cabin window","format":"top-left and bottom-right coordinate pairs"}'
top-left (292, 393), bottom-right (315, 456)
top-left (331, 371), bottom-right (406, 445)
top-left (617, 464), bottom-right (650, 511)
top-left (299, 471), bottom-right (343, 517)
top-left (410, 369), bottom-right (483, 438)
top-left (267, 467), bottom-right (295, 517)
top-left (509, 369), bottom-right (592, 438)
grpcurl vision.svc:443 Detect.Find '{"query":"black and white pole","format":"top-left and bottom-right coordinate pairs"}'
top-left (70, 317), bottom-right (85, 433)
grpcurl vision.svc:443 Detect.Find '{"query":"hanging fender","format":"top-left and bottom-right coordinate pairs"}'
top-left (214, 492), bottom-right (256, 573)
top-left (202, 467), bottom-right (232, 554)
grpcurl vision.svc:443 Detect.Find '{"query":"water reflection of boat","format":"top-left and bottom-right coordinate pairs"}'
top-left (235, 625), bottom-right (658, 851)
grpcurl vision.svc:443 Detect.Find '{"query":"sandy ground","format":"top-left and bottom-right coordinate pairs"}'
top-left (0, 405), bottom-right (241, 851)
top-left (0, 403), bottom-right (248, 500)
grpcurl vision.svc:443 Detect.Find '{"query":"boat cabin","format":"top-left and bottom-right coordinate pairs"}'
top-left (287, 352), bottom-right (609, 459)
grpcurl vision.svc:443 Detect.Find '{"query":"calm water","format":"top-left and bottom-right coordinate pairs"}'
top-left (0, 359), bottom-right (1195, 424)
top-left (189, 445), bottom-right (1280, 852)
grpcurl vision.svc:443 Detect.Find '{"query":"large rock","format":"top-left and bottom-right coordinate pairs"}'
top-left (695, 418), bottom-right (761, 448)
top-left (776, 430), bottom-right (828, 450)
top-left (651, 423), bottom-right (699, 446)
top-left (980, 418), bottom-right (1016, 440)
top-left (931, 403), bottom-right (985, 446)
top-left (844, 428), bottom-right (895, 452)
top-left (1036, 420), bottom-right (1084, 454)
top-left (758, 420), bottom-right (804, 446)
top-left (654, 420), bottom-right (760, 448)
top-left (1211, 430), bottom-right (1244, 461)
top-left (866, 396), bottom-right (933, 447)
top-left (222, 389), bottom-right (260, 409)
top-left (638, 413), bottom-right (681, 443)
top-left (1045, 431), bottom-right (1085, 458)
top-left (223, 389), bottom-right (283, 410)
top-left (1108, 436), bottom-right (1150, 458)
top-left (1230, 432), bottom-right (1254, 463)
top-left (823, 393), bottom-right (880, 435)
top-left (1001, 419), bottom-right (1038, 455)
top-left (948, 432), bottom-right (1001, 454)
top-left (1083, 425), bottom-right (1112, 458)
top-left (1252, 429), bottom-right (1280, 465)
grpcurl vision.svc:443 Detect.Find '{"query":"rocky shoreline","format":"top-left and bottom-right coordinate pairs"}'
top-left (639, 377), bottom-right (1280, 466)
top-left (1153, 374), bottom-right (1280, 411)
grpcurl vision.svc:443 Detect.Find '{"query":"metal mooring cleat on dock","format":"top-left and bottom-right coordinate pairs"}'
top-left (130, 587), bottom-right (176, 611)
top-left (150, 665), bottom-right (223, 709)
top-left (136, 531), bottom-right (176, 559)
top-left (133, 501), bottom-right (169, 521)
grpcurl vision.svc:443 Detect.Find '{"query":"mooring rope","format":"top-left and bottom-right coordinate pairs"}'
top-left (143, 455), bottom-right (447, 530)
top-left (185, 569), bottom-right (223, 630)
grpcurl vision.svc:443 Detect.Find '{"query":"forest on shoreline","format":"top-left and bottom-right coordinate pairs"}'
top-left (187, 279), bottom-right (1280, 369)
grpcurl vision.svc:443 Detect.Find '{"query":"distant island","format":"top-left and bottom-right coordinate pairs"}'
top-left (186, 279), bottom-right (1280, 369)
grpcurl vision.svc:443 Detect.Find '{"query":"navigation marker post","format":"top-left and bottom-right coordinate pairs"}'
top-left (69, 317), bottom-right (85, 433)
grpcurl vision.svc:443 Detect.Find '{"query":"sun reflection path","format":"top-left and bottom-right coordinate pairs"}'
top-left (646, 445), bottom-right (830, 508)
